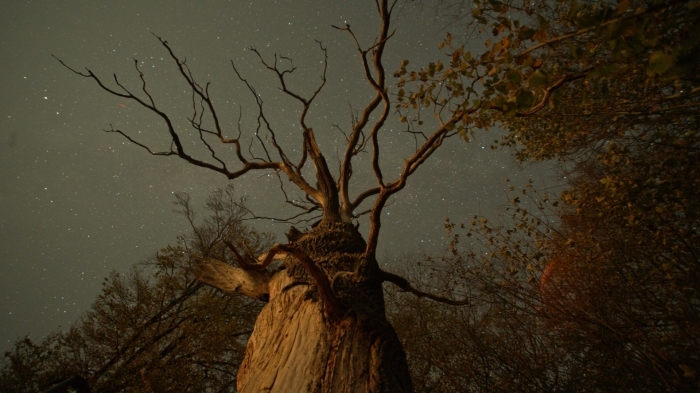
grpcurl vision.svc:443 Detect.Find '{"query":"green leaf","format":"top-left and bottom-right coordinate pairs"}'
top-left (588, 64), bottom-right (622, 78)
top-left (646, 51), bottom-right (676, 77)
top-left (527, 70), bottom-right (548, 88)
top-left (493, 95), bottom-right (506, 108)
top-left (516, 90), bottom-right (535, 109)
top-left (504, 101), bottom-right (518, 117)
top-left (495, 81), bottom-right (508, 94)
top-left (601, 20), bottom-right (624, 41)
top-left (568, 42), bottom-right (582, 59)
top-left (600, 79), bottom-right (609, 96)
top-left (567, 1), bottom-right (582, 20)
top-left (506, 69), bottom-right (522, 83)
top-left (518, 28), bottom-right (536, 41)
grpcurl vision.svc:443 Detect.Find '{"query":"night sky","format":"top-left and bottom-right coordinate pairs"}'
top-left (0, 1), bottom-right (555, 348)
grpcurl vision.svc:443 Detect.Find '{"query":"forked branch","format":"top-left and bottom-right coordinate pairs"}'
top-left (52, 53), bottom-right (282, 181)
top-left (53, 34), bottom-right (333, 215)
top-left (335, 0), bottom-right (397, 221)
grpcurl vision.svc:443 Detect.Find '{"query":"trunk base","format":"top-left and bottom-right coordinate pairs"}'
top-left (237, 222), bottom-right (413, 392)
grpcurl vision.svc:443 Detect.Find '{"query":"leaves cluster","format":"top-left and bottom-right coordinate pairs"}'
top-left (389, 166), bottom-right (699, 391)
top-left (399, 0), bottom-right (699, 155)
top-left (389, 2), bottom-right (699, 390)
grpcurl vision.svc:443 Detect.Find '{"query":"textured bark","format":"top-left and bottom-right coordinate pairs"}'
top-left (199, 221), bottom-right (413, 392)
top-left (195, 258), bottom-right (271, 302)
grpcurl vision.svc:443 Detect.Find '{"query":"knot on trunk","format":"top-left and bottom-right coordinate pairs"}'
top-left (285, 220), bottom-right (366, 283)
top-left (281, 220), bottom-right (386, 322)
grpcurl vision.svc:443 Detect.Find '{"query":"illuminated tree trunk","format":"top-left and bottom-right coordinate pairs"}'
top-left (197, 220), bottom-right (413, 392)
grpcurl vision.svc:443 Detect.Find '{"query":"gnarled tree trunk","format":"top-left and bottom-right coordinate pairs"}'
top-left (197, 220), bottom-right (413, 392)
top-left (57, 1), bottom-right (464, 390)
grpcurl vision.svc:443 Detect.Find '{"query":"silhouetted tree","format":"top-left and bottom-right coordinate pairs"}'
top-left (388, 1), bottom-right (700, 390)
top-left (0, 186), bottom-right (270, 392)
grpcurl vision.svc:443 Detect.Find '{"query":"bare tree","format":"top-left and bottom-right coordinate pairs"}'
top-left (55, 2), bottom-right (470, 392)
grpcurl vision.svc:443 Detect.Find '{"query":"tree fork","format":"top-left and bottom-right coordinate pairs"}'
top-left (303, 128), bottom-right (343, 223)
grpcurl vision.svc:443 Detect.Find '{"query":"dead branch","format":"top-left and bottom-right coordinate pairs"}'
top-left (364, 112), bottom-right (461, 256)
top-left (54, 32), bottom-right (334, 216)
top-left (381, 270), bottom-right (469, 306)
top-left (249, 40), bottom-right (328, 131)
top-left (52, 53), bottom-right (284, 181)
top-left (334, 0), bottom-right (400, 225)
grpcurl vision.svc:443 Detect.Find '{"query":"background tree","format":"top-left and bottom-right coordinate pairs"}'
top-left (389, 0), bottom-right (699, 391)
top-left (389, 171), bottom-right (698, 392)
top-left (0, 186), bottom-right (271, 393)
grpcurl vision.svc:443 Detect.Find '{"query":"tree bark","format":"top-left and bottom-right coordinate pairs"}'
top-left (195, 258), bottom-right (271, 302)
top-left (197, 220), bottom-right (413, 392)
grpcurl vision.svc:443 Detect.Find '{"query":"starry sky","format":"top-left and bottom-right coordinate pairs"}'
top-left (0, 0), bottom-right (556, 348)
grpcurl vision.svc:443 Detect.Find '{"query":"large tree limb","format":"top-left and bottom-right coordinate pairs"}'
top-left (194, 258), bottom-right (271, 301)
top-left (364, 112), bottom-right (461, 257)
top-left (507, 0), bottom-right (685, 61)
top-left (335, 0), bottom-right (397, 221)
top-left (303, 128), bottom-right (341, 221)
top-left (380, 270), bottom-right (469, 306)
top-left (54, 36), bottom-right (329, 213)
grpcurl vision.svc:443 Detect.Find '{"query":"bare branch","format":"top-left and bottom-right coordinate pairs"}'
top-left (243, 210), bottom-right (322, 226)
top-left (53, 52), bottom-right (286, 181)
top-left (336, 0), bottom-right (396, 221)
top-left (249, 40), bottom-right (328, 131)
top-left (365, 112), bottom-right (462, 257)
top-left (351, 187), bottom-right (380, 211)
top-left (104, 125), bottom-right (175, 156)
top-left (507, 2), bottom-right (680, 61)
top-left (381, 270), bottom-right (469, 306)
top-left (228, 59), bottom-right (324, 203)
